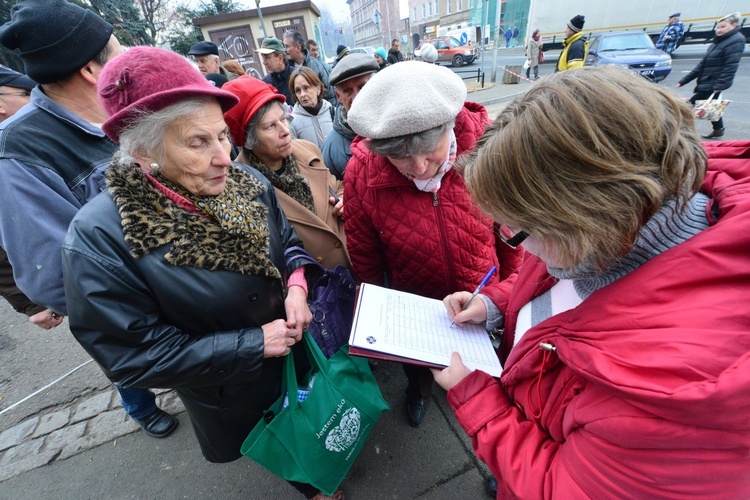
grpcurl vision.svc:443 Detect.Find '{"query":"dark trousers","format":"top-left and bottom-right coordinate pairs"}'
top-left (403, 364), bottom-right (434, 400)
top-left (690, 91), bottom-right (724, 131)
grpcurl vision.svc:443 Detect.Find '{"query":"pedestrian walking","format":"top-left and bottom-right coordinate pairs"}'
top-left (525, 29), bottom-right (542, 79)
top-left (655, 12), bottom-right (685, 54)
top-left (677, 12), bottom-right (745, 139)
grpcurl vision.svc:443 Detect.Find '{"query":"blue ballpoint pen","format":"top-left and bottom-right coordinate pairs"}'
top-left (450, 265), bottom-right (497, 326)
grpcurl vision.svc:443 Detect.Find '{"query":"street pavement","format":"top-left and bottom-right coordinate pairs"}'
top-left (2, 45), bottom-right (747, 498)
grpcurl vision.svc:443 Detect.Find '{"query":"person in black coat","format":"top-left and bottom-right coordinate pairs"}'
top-left (677, 12), bottom-right (746, 139)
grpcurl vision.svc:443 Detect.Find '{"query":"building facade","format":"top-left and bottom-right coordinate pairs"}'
top-left (347, 0), bottom-right (407, 52)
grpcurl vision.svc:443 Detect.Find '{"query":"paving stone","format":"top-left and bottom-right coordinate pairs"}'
top-left (59, 410), bottom-right (138, 460)
top-left (70, 392), bottom-right (111, 424)
top-left (0, 417), bottom-right (38, 452)
top-left (44, 421), bottom-right (87, 451)
top-left (0, 450), bottom-right (58, 482)
top-left (32, 408), bottom-right (71, 438)
top-left (157, 391), bottom-right (186, 415)
top-left (0, 437), bottom-right (44, 466)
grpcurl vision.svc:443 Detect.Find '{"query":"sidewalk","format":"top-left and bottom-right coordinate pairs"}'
top-left (0, 66), bottom-right (537, 498)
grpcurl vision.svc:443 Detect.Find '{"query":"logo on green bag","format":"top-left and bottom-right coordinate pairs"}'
top-left (324, 406), bottom-right (361, 452)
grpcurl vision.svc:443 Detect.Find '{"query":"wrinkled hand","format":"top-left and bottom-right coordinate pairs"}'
top-left (330, 194), bottom-right (344, 218)
top-left (443, 291), bottom-right (488, 327)
top-left (285, 285), bottom-right (311, 339)
top-left (262, 318), bottom-right (300, 357)
top-left (431, 352), bottom-right (472, 391)
top-left (29, 309), bottom-right (64, 330)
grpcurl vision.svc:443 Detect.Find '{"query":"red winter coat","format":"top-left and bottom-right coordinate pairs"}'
top-left (448, 140), bottom-right (750, 498)
top-left (343, 102), bottom-right (522, 300)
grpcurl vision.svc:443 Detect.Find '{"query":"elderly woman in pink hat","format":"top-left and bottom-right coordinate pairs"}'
top-left (60, 46), bottom-right (342, 500)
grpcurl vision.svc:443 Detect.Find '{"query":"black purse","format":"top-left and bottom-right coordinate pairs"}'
top-left (285, 247), bottom-right (357, 358)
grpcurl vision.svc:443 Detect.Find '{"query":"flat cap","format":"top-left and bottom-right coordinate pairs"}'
top-left (255, 37), bottom-right (284, 54)
top-left (348, 61), bottom-right (466, 139)
top-left (670, 13), bottom-right (681, 18)
top-left (329, 53), bottom-right (379, 86)
top-left (0, 65), bottom-right (36, 89)
top-left (188, 41), bottom-right (219, 56)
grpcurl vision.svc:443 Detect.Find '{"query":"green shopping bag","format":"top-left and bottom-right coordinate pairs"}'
top-left (241, 332), bottom-right (390, 496)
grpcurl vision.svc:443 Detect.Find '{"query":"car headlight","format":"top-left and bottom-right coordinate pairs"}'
top-left (655, 59), bottom-right (671, 67)
top-left (465, 50), bottom-right (472, 55)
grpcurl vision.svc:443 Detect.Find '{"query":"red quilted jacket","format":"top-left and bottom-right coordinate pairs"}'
top-left (343, 102), bottom-right (522, 299)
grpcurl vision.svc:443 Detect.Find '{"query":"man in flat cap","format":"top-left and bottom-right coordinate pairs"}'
top-left (557, 14), bottom-right (588, 71)
top-left (321, 53), bottom-right (380, 180)
top-left (188, 40), bottom-right (239, 80)
top-left (255, 37), bottom-right (296, 105)
top-left (656, 13), bottom-right (685, 54)
top-left (0, 0), bottom-right (177, 438)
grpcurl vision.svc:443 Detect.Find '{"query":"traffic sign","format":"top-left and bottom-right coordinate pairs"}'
top-left (460, 32), bottom-right (468, 44)
top-left (372, 10), bottom-right (382, 29)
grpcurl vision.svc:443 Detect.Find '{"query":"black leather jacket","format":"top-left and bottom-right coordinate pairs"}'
top-left (62, 165), bottom-right (308, 463)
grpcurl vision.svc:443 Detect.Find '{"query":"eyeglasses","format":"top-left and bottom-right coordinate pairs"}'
top-left (497, 224), bottom-right (529, 249)
top-left (0, 91), bottom-right (30, 97)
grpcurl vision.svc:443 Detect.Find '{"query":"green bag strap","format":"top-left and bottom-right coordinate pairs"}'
top-left (285, 332), bottom-right (330, 405)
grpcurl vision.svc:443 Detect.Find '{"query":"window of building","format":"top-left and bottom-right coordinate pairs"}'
top-left (422, 3), bottom-right (426, 18)
top-left (435, 0), bottom-right (439, 15)
top-left (447, 0), bottom-right (451, 14)
top-left (458, 0), bottom-right (463, 10)
top-left (413, 7), bottom-right (417, 20)
top-left (428, 1), bottom-right (432, 16)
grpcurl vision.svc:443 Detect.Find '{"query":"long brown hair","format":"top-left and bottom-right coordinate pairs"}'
top-left (461, 66), bottom-right (706, 270)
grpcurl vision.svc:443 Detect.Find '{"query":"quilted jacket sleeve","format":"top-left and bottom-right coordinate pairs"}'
top-left (343, 154), bottom-right (387, 286)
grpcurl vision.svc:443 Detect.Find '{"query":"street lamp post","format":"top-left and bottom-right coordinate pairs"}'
top-left (255, 0), bottom-right (268, 38)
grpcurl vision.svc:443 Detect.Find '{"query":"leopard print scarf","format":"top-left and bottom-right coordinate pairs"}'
top-left (241, 149), bottom-right (316, 213)
top-left (106, 156), bottom-right (281, 279)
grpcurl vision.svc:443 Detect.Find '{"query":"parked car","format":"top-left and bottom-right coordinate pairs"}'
top-left (418, 37), bottom-right (477, 67)
top-left (585, 31), bottom-right (672, 82)
top-left (349, 47), bottom-right (376, 56)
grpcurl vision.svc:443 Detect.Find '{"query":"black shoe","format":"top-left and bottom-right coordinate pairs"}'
top-left (485, 476), bottom-right (498, 498)
top-left (701, 128), bottom-right (725, 140)
top-left (135, 408), bottom-right (178, 438)
top-left (406, 397), bottom-right (426, 428)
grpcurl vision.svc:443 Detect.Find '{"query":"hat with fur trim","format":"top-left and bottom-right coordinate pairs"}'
top-left (348, 61), bottom-right (466, 139)
top-left (567, 15), bottom-right (585, 33)
top-left (222, 75), bottom-right (287, 147)
top-left (99, 47), bottom-right (239, 143)
top-left (0, 0), bottom-right (113, 84)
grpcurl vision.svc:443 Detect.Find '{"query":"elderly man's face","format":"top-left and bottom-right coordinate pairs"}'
top-left (335, 73), bottom-right (373, 112)
top-left (157, 101), bottom-right (232, 195)
top-left (284, 37), bottom-right (304, 63)
top-left (262, 52), bottom-right (287, 74)
top-left (308, 44), bottom-right (319, 58)
top-left (0, 85), bottom-right (30, 122)
top-left (194, 54), bottom-right (220, 75)
top-left (668, 16), bottom-right (678, 25)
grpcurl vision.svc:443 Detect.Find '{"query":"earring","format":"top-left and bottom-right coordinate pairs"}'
top-left (149, 162), bottom-right (160, 173)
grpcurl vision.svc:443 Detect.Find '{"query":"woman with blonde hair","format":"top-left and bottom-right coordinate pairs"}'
top-left (436, 66), bottom-right (750, 498)
top-left (221, 59), bottom-right (246, 76)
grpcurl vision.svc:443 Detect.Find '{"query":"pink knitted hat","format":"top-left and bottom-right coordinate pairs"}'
top-left (99, 46), bottom-right (239, 143)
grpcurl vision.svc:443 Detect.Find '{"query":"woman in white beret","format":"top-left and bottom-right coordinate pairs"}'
top-left (343, 61), bottom-right (523, 429)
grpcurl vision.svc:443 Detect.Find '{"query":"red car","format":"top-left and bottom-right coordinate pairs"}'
top-left (418, 37), bottom-right (477, 67)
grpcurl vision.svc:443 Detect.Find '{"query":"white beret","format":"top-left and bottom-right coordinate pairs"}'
top-left (347, 60), bottom-right (467, 139)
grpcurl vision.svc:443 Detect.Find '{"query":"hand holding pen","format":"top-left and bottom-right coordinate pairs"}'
top-left (448, 266), bottom-right (497, 327)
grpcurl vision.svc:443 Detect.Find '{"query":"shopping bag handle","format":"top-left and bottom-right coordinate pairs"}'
top-left (284, 331), bottom-right (330, 405)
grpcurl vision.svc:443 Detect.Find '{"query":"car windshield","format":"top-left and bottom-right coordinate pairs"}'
top-left (448, 37), bottom-right (461, 48)
top-left (599, 33), bottom-right (654, 51)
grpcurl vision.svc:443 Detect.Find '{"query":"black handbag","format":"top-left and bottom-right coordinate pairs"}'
top-left (285, 247), bottom-right (357, 358)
